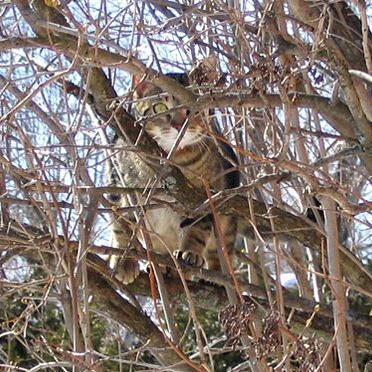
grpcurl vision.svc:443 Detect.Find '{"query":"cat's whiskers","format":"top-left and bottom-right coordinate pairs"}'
top-left (193, 134), bottom-right (208, 151)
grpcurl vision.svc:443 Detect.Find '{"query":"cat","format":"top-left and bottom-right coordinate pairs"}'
top-left (107, 73), bottom-right (239, 284)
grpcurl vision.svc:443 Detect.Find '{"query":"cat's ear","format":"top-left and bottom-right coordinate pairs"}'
top-left (132, 75), bottom-right (153, 98)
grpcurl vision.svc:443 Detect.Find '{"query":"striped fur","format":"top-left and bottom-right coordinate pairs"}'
top-left (108, 74), bottom-right (239, 283)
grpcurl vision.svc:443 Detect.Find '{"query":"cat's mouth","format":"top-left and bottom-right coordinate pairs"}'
top-left (147, 126), bottom-right (205, 153)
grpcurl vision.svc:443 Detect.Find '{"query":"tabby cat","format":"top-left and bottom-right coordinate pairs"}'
top-left (107, 73), bottom-right (239, 284)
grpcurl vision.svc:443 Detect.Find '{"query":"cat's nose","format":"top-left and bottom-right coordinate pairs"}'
top-left (170, 111), bottom-right (188, 130)
top-left (170, 120), bottom-right (183, 131)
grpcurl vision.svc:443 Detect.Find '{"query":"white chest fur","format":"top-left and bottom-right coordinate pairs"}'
top-left (142, 206), bottom-right (182, 255)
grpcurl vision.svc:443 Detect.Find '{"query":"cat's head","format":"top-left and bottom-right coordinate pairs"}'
top-left (132, 75), bottom-right (206, 153)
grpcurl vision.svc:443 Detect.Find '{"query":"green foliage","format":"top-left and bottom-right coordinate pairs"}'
top-left (0, 290), bottom-right (67, 368)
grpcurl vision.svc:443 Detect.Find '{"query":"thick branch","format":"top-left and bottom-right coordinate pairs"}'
top-left (87, 256), bottom-right (372, 352)
top-left (88, 268), bottom-right (199, 371)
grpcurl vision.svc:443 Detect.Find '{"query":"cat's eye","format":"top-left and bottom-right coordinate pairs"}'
top-left (153, 103), bottom-right (168, 114)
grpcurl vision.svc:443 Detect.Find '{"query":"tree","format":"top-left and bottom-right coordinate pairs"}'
top-left (0, 0), bottom-right (371, 370)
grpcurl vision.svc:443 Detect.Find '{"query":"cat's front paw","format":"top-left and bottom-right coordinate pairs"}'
top-left (173, 250), bottom-right (204, 267)
top-left (113, 259), bottom-right (140, 284)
